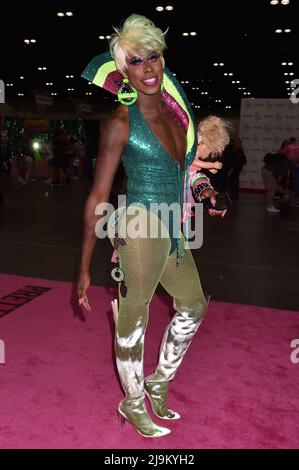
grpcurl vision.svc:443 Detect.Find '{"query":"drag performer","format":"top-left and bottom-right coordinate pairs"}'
top-left (77, 14), bottom-right (227, 438)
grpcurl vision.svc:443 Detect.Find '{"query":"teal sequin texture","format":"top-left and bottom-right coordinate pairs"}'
top-left (122, 104), bottom-right (183, 255)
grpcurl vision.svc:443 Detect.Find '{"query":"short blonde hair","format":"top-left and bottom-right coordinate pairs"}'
top-left (198, 116), bottom-right (231, 157)
top-left (109, 14), bottom-right (167, 75)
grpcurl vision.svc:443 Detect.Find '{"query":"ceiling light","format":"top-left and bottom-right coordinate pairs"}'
top-left (156, 6), bottom-right (164, 11)
top-left (281, 62), bottom-right (287, 65)
top-left (288, 62), bottom-right (293, 65)
top-left (270, 0), bottom-right (279, 4)
top-left (229, 73), bottom-right (233, 76)
top-left (281, 0), bottom-right (290, 5)
top-left (65, 12), bottom-right (73, 16)
top-left (24, 39), bottom-right (30, 44)
top-left (51, 93), bottom-right (57, 96)
top-left (165, 6), bottom-right (174, 10)
top-left (30, 39), bottom-right (36, 43)
top-left (190, 32), bottom-right (197, 36)
top-left (7, 83), bottom-right (14, 87)
top-left (284, 29), bottom-right (291, 33)
top-left (106, 35), bottom-right (111, 39)
top-left (275, 29), bottom-right (283, 33)
top-left (18, 93), bottom-right (24, 96)
top-left (219, 63), bottom-right (224, 66)
top-left (57, 12), bottom-right (65, 17)
top-left (20, 76), bottom-right (24, 79)
top-left (182, 32), bottom-right (189, 36)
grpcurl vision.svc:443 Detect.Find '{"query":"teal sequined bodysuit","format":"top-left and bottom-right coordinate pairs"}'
top-left (121, 104), bottom-right (184, 256)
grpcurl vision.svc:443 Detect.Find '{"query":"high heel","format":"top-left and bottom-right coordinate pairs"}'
top-left (144, 379), bottom-right (180, 420)
top-left (117, 397), bottom-right (171, 438)
top-left (118, 410), bottom-right (126, 428)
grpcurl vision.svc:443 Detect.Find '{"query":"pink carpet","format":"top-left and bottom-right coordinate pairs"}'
top-left (0, 273), bottom-right (299, 449)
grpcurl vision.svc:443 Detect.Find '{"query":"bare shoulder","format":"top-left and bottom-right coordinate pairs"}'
top-left (101, 105), bottom-right (129, 149)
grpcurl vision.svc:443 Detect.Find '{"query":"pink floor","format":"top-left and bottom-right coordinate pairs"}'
top-left (0, 272), bottom-right (299, 449)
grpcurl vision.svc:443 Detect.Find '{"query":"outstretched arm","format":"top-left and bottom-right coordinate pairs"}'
top-left (191, 158), bottom-right (222, 171)
top-left (77, 112), bottom-right (128, 310)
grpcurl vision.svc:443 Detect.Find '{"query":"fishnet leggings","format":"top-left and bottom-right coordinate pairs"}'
top-left (108, 207), bottom-right (207, 398)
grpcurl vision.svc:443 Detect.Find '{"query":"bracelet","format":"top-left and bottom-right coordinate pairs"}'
top-left (192, 182), bottom-right (213, 202)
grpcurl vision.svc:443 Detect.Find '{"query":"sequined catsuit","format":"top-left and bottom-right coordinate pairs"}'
top-left (108, 103), bottom-right (209, 407)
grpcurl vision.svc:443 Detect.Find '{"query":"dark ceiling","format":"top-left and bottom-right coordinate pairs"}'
top-left (1, 0), bottom-right (298, 113)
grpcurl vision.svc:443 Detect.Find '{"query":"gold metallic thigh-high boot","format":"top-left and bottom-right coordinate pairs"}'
top-left (145, 298), bottom-right (208, 420)
top-left (113, 299), bottom-right (171, 438)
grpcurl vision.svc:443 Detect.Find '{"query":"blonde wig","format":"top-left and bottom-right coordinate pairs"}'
top-left (197, 116), bottom-right (231, 157)
top-left (109, 14), bottom-right (167, 74)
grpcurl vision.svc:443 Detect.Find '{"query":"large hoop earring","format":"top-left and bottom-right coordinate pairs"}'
top-left (118, 78), bottom-right (137, 106)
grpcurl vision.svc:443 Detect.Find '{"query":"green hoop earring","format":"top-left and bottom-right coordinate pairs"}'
top-left (118, 78), bottom-right (137, 106)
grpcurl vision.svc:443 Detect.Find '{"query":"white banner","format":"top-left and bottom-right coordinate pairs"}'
top-left (239, 99), bottom-right (299, 189)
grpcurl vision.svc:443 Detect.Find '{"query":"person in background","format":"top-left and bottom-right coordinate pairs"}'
top-left (213, 139), bottom-right (235, 192)
top-left (227, 138), bottom-right (247, 199)
top-left (16, 132), bottom-right (35, 185)
top-left (261, 151), bottom-right (292, 212)
top-left (42, 139), bottom-right (54, 184)
top-left (279, 139), bottom-right (289, 155)
top-left (283, 137), bottom-right (299, 206)
top-left (52, 129), bottom-right (70, 187)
